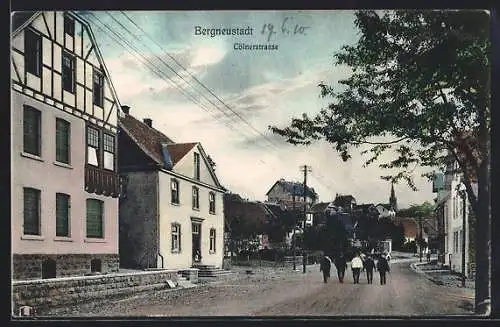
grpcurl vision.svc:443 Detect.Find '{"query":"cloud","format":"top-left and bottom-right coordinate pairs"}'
top-left (190, 44), bottom-right (227, 68)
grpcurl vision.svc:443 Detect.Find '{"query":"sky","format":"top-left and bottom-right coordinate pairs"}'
top-left (80, 10), bottom-right (436, 208)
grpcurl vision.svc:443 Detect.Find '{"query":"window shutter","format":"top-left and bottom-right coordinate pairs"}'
top-left (56, 193), bottom-right (70, 237)
top-left (23, 188), bottom-right (40, 235)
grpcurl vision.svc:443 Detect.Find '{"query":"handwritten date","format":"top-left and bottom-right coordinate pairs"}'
top-left (261, 17), bottom-right (310, 42)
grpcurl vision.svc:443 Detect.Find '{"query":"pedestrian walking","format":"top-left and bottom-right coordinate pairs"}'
top-left (319, 255), bottom-right (332, 283)
top-left (363, 255), bottom-right (375, 284)
top-left (334, 253), bottom-right (347, 283)
top-left (377, 253), bottom-right (390, 285)
top-left (351, 252), bottom-right (363, 284)
top-left (426, 250), bottom-right (431, 263)
top-left (360, 252), bottom-right (367, 272)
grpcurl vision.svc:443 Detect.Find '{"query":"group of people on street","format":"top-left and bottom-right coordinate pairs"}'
top-left (319, 251), bottom-right (390, 285)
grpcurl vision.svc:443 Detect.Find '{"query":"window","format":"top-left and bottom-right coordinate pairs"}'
top-left (192, 187), bottom-right (199, 210)
top-left (25, 29), bottom-right (42, 76)
top-left (86, 199), bottom-right (103, 238)
top-left (171, 224), bottom-right (181, 252)
top-left (41, 259), bottom-right (56, 279)
top-left (56, 193), bottom-right (70, 237)
top-left (209, 228), bottom-right (216, 252)
top-left (23, 106), bottom-right (41, 156)
top-left (90, 258), bottom-right (102, 273)
top-left (194, 153), bottom-right (200, 180)
top-left (93, 69), bottom-right (104, 107)
top-left (62, 52), bottom-right (75, 93)
top-left (103, 133), bottom-right (115, 171)
top-left (209, 192), bottom-right (216, 214)
top-left (87, 126), bottom-right (99, 166)
top-left (55, 118), bottom-right (70, 164)
top-left (171, 179), bottom-right (179, 204)
top-left (23, 188), bottom-right (41, 235)
top-left (64, 15), bottom-right (75, 36)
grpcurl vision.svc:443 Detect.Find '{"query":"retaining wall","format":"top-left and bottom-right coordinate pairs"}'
top-left (12, 269), bottom-right (179, 315)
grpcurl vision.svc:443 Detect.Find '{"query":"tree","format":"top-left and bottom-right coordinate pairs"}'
top-left (269, 10), bottom-right (490, 313)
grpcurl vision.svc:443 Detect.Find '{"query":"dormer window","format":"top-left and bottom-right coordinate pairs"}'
top-left (194, 152), bottom-right (200, 180)
top-left (64, 15), bottom-right (75, 37)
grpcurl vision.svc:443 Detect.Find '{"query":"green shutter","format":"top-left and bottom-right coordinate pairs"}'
top-left (23, 107), bottom-right (40, 156)
top-left (86, 199), bottom-right (103, 238)
top-left (23, 188), bottom-right (40, 235)
top-left (56, 119), bottom-right (70, 163)
top-left (56, 193), bottom-right (70, 237)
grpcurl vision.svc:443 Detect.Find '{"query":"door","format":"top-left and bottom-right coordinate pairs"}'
top-left (192, 222), bottom-right (201, 264)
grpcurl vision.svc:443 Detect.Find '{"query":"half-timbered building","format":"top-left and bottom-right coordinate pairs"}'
top-left (11, 11), bottom-right (122, 279)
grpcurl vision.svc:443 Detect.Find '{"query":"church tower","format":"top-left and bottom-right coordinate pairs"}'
top-left (389, 182), bottom-right (398, 212)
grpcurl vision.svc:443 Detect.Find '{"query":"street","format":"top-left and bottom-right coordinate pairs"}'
top-left (43, 261), bottom-right (475, 317)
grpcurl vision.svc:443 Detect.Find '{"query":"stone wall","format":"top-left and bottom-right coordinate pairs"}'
top-left (119, 171), bottom-right (159, 269)
top-left (12, 269), bottom-right (179, 315)
top-left (12, 254), bottom-right (119, 280)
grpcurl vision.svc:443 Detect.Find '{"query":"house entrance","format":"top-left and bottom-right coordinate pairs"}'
top-left (192, 222), bottom-right (201, 264)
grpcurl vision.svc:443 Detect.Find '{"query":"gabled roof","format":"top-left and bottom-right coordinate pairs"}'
top-left (119, 114), bottom-right (175, 166)
top-left (166, 142), bottom-right (198, 166)
top-left (12, 11), bottom-right (123, 117)
top-left (119, 113), bottom-right (224, 188)
top-left (224, 193), bottom-right (244, 203)
top-left (266, 179), bottom-right (316, 198)
top-left (11, 12), bottom-right (37, 32)
top-left (224, 199), bottom-right (270, 233)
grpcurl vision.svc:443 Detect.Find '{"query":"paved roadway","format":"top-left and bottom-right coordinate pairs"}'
top-left (43, 260), bottom-right (475, 317)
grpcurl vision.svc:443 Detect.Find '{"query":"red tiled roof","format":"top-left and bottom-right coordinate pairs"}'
top-left (166, 142), bottom-right (198, 166)
top-left (224, 199), bottom-right (269, 233)
top-left (119, 114), bottom-right (175, 166)
top-left (399, 219), bottom-right (418, 238)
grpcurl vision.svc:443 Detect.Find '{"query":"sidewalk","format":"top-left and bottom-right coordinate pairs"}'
top-left (411, 261), bottom-right (475, 299)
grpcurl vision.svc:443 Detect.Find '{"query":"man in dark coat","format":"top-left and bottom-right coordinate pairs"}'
top-left (334, 253), bottom-right (348, 283)
top-left (377, 254), bottom-right (390, 285)
top-left (363, 255), bottom-right (375, 284)
top-left (319, 255), bottom-right (332, 283)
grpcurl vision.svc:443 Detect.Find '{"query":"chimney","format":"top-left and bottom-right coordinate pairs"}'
top-left (121, 105), bottom-right (130, 115)
top-left (143, 118), bottom-right (152, 128)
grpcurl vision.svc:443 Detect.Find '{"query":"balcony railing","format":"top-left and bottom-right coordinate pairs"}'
top-left (85, 165), bottom-right (120, 198)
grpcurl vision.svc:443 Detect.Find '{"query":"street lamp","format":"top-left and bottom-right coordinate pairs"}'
top-left (456, 181), bottom-right (467, 288)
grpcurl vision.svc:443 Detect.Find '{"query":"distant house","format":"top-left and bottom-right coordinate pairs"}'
top-left (333, 194), bottom-right (356, 212)
top-left (354, 204), bottom-right (380, 219)
top-left (306, 202), bottom-right (333, 227)
top-left (375, 203), bottom-right (396, 219)
top-left (118, 109), bottom-right (225, 270)
top-left (265, 178), bottom-right (318, 212)
top-left (433, 154), bottom-right (477, 277)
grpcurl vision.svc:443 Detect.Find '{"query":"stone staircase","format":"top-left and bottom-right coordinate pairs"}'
top-left (193, 264), bottom-right (234, 279)
top-left (176, 273), bottom-right (197, 289)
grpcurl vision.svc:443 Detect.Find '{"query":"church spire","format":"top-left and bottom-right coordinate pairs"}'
top-left (389, 182), bottom-right (398, 211)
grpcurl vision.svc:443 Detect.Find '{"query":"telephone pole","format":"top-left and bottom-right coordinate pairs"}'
top-left (301, 165), bottom-right (312, 273)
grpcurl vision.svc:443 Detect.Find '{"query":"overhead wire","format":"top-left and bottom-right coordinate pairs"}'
top-left (86, 11), bottom-right (338, 195)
